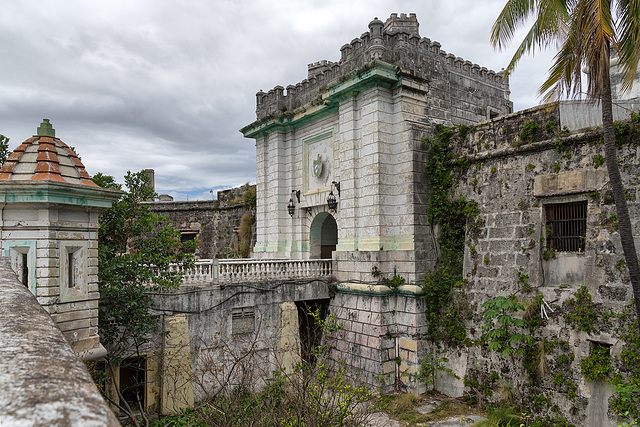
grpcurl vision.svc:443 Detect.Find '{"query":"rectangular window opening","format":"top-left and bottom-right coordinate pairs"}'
top-left (232, 306), bottom-right (255, 335)
top-left (546, 201), bottom-right (587, 253)
top-left (119, 356), bottom-right (146, 409)
top-left (68, 252), bottom-right (75, 288)
top-left (21, 253), bottom-right (28, 288)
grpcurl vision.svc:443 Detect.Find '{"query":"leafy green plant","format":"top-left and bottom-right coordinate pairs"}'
top-left (0, 134), bottom-right (10, 165)
top-left (422, 126), bottom-right (477, 346)
top-left (542, 248), bottom-right (555, 261)
top-left (581, 344), bottom-right (612, 382)
top-left (94, 171), bottom-right (196, 425)
top-left (383, 274), bottom-right (405, 289)
top-left (482, 296), bottom-right (534, 409)
top-left (519, 120), bottom-right (539, 144)
top-left (473, 406), bottom-right (521, 426)
top-left (593, 154), bottom-right (606, 169)
top-left (562, 286), bottom-right (612, 334)
top-left (545, 121), bottom-right (557, 133)
top-left (464, 369), bottom-right (499, 406)
top-left (418, 351), bottom-right (459, 390)
top-left (242, 183), bottom-right (257, 205)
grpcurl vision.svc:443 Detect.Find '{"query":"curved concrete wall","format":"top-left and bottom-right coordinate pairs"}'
top-left (0, 257), bottom-right (119, 426)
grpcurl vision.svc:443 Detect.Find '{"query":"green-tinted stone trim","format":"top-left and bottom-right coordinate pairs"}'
top-left (337, 282), bottom-right (424, 297)
top-left (0, 181), bottom-right (122, 208)
top-left (241, 60), bottom-right (401, 138)
top-left (304, 130), bottom-right (333, 145)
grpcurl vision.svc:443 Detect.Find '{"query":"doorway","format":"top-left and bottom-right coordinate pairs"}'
top-left (310, 212), bottom-right (337, 259)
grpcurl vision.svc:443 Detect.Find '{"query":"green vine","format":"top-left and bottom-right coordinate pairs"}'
top-left (580, 344), bottom-right (612, 382)
top-left (562, 286), bottom-right (612, 334)
top-left (611, 306), bottom-right (640, 423)
top-left (422, 125), bottom-right (477, 346)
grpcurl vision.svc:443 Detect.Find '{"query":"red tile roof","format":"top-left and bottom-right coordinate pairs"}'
top-left (0, 122), bottom-right (99, 187)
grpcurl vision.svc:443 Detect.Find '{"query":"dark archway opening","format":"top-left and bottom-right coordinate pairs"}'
top-left (310, 212), bottom-right (338, 259)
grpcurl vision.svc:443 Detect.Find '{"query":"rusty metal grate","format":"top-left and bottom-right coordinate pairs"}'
top-left (546, 201), bottom-right (587, 252)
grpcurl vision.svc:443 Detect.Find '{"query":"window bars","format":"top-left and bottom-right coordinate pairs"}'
top-left (545, 201), bottom-right (587, 253)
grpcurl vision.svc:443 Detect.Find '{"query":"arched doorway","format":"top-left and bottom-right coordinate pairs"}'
top-left (309, 212), bottom-right (338, 259)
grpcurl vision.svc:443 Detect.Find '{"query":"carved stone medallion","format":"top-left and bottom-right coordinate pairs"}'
top-left (313, 154), bottom-right (323, 178)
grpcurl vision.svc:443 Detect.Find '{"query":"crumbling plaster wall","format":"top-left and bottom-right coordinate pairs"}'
top-left (430, 103), bottom-right (640, 426)
top-left (149, 279), bottom-right (330, 403)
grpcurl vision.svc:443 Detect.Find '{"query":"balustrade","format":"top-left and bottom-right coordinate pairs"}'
top-left (171, 258), bottom-right (332, 285)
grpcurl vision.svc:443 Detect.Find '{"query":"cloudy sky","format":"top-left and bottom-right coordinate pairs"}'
top-left (0, 0), bottom-right (556, 200)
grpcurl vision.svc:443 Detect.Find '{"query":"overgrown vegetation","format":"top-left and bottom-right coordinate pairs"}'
top-left (562, 286), bottom-right (612, 334)
top-left (418, 351), bottom-right (458, 391)
top-left (375, 393), bottom-right (481, 426)
top-left (580, 344), bottom-right (612, 382)
top-left (482, 296), bottom-right (534, 409)
top-left (0, 133), bottom-right (10, 165)
top-left (238, 213), bottom-right (254, 257)
top-left (611, 305), bottom-right (640, 423)
top-left (422, 125), bottom-right (476, 346)
top-left (153, 310), bottom-right (372, 427)
top-left (93, 171), bottom-right (196, 426)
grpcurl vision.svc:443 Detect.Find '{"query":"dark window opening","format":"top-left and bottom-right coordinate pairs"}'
top-left (119, 356), bottom-right (146, 409)
top-left (296, 299), bottom-right (330, 369)
top-left (21, 253), bottom-right (28, 288)
top-left (180, 231), bottom-right (198, 254)
top-left (180, 231), bottom-right (198, 243)
top-left (68, 252), bottom-right (76, 288)
top-left (546, 201), bottom-right (587, 252)
top-left (489, 110), bottom-right (500, 120)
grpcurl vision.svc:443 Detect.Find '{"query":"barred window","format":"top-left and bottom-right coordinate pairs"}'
top-left (546, 201), bottom-right (587, 252)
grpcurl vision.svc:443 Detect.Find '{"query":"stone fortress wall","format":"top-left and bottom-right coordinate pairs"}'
top-left (147, 185), bottom-right (256, 259)
top-left (421, 103), bottom-right (640, 426)
top-left (255, 13), bottom-right (512, 125)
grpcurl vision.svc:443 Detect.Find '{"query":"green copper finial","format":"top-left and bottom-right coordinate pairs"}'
top-left (37, 119), bottom-right (55, 137)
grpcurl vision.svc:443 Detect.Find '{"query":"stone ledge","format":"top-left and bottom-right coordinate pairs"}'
top-left (0, 257), bottom-right (119, 426)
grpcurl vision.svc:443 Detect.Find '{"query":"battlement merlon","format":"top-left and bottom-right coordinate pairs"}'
top-left (242, 61), bottom-right (400, 139)
top-left (250, 13), bottom-right (513, 122)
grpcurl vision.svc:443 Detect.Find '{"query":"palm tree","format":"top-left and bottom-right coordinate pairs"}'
top-left (491, 0), bottom-right (640, 333)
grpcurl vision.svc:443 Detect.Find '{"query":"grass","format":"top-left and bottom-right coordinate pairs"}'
top-left (375, 391), bottom-right (484, 426)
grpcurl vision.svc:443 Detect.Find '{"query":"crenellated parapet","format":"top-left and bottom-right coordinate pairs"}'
top-left (255, 13), bottom-right (512, 120)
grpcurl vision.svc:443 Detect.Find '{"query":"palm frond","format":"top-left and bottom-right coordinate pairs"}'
top-left (616, 0), bottom-right (640, 92)
top-left (491, 0), bottom-right (537, 51)
top-left (493, 0), bottom-right (570, 75)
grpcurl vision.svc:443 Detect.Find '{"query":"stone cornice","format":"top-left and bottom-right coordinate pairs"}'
top-left (240, 60), bottom-right (400, 139)
top-left (0, 181), bottom-right (122, 209)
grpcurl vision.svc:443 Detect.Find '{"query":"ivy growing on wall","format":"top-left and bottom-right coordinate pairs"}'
top-left (422, 125), bottom-right (477, 346)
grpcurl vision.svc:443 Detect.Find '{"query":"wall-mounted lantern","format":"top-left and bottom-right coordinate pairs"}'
top-left (287, 190), bottom-right (301, 217)
top-left (327, 181), bottom-right (340, 212)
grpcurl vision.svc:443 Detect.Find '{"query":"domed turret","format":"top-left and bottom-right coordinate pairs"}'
top-left (0, 119), bottom-right (99, 187)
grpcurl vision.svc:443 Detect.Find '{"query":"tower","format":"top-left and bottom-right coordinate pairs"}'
top-left (0, 119), bottom-right (121, 359)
